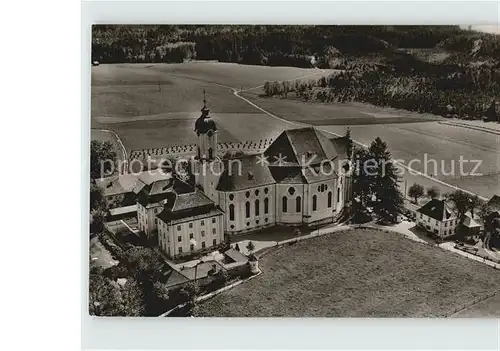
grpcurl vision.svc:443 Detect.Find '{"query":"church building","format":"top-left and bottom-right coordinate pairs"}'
top-left (136, 97), bottom-right (353, 259)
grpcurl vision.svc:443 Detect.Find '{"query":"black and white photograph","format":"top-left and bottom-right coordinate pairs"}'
top-left (88, 24), bottom-right (500, 318)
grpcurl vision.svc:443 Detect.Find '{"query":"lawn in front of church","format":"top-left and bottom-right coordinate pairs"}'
top-left (193, 228), bottom-right (500, 317)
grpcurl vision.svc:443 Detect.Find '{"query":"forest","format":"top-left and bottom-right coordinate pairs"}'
top-left (92, 25), bottom-right (500, 66)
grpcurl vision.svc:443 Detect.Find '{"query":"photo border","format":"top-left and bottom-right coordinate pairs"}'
top-left (82, 1), bottom-right (500, 349)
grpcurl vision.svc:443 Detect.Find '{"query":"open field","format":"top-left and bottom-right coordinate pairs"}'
top-left (319, 123), bottom-right (499, 198)
top-left (92, 63), bottom-right (498, 197)
top-left (241, 91), bottom-right (444, 125)
top-left (451, 292), bottom-right (500, 317)
top-left (194, 229), bottom-right (500, 317)
top-left (91, 63), bottom-right (315, 150)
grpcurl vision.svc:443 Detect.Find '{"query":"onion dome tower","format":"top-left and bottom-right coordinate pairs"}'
top-left (194, 90), bottom-right (218, 160)
top-left (193, 91), bottom-right (220, 205)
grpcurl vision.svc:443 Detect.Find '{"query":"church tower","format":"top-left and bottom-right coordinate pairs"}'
top-left (193, 91), bottom-right (220, 204)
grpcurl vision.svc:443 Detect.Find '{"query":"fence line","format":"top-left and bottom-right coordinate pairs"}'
top-left (129, 139), bottom-right (274, 161)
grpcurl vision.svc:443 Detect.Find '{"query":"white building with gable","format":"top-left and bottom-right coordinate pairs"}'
top-left (135, 98), bottom-right (353, 259)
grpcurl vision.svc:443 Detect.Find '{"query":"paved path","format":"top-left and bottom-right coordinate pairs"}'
top-left (93, 128), bottom-right (129, 174)
top-left (440, 242), bottom-right (500, 269)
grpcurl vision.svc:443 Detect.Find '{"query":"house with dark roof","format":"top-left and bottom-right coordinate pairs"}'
top-left (156, 189), bottom-right (224, 258)
top-left (415, 198), bottom-right (459, 238)
top-left (95, 173), bottom-right (140, 209)
top-left (486, 195), bottom-right (500, 216)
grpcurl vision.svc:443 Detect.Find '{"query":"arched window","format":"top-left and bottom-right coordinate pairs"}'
top-left (264, 198), bottom-right (269, 214)
top-left (197, 147), bottom-right (201, 159)
top-left (337, 187), bottom-right (341, 202)
top-left (313, 195), bottom-right (317, 211)
top-left (229, 204), bottom-right (235, 221)
top-left (208, 148), bottom-right (213, 159)
top-left (282, 196), bottom-right (288, 213)
top-left (255, 199), bottom-right (260, 216)
top-left (328, 192), bottom-right (332, 208)
top-left (296, 196), bottom-right (301, 212)
top-left (245, 201), bottom-right (250, 218)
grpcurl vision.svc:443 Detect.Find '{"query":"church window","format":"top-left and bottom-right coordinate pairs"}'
top-left (264, 198), bottom-right (269, 214)
top-left (213, 239), bottom-right (217, 246)
top-left (245, 201), bottom-right (251, 218)
top-left (212, 218), bottom-right (216, 223)
top-left (255, 199), bottom-right (260, 216)
top-left (317, 185), bottom-right (321, 192)
top-left (229, 204), bottom-right (235, 221)
top-left (201, 220), bottom-right (204, 226)
top-left (337, 187), bottom-right (341, 202)
top-left (282, 196), bottom-right (288, 212)
top-left (189, 223), bottom-right (193, 228)
top-left (296, 196), bottom-right (302, 212)
top-left (229, 194), bottom-right (234, 201)
top-left (264, 187), bottom-right (269, 194)
top-left (288, 187), bottom-right (295, 195)
top-left (189, 233), bottom-right (194, 239)
top-left (177, 225), bottom-right (181, 231)
top-left (208, 148), bottom-right (213, 159)
top-left (190, 244), bottom-right (194, 251)
top-left (177, 236), bottom-right (182, 242)
top-left (178, 247), bottom-right (182, 254)
top-left (255, 189), bottom-right (260, 196)
top-left (197, 147), bottom-right (201, 159)
top-left (313, 195), bottom-right (317, 211)
top-left (245, 191), bottom-right (250, 198)
top-left (202, 242), bottom-right (206, 249)
top-left (328, 192), bottom-right (332, 208)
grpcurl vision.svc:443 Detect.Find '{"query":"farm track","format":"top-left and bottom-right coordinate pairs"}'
top-left (232, 83), bottom-right (489, 201)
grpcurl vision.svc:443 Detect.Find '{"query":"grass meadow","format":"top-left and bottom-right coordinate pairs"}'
top-left (91, 63), bottom-right (498, 197)
top-left (193, 229), bottom-right (500, 317)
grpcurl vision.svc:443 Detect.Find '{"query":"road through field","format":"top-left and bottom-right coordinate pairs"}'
top-left (232, 85), bottom-right (494, 200)
top-left (92, 63), bottom-right (497, 199)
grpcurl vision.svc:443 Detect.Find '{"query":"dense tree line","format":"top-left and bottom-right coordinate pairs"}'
top-left (263, 54), bottom-right (500, 120)
top-left (92, 25), bottom-right (470, 65)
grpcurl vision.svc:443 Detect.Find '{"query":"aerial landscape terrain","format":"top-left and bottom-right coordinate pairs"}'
top-left (89, 25), bottom-right (500, 318)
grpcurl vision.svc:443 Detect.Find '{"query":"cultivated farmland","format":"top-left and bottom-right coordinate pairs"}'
top-left (193, 229), bottom-right (500, 317)
top-left (91, 63), bottom-right (324, 150)
top-left (91, 63), bottom-right (498, 197)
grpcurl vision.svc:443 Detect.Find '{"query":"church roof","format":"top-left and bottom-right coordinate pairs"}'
top-left (264, 127), bottom-right (347, 167)
top-left (216, 154), bottom-right (276, 191)
top-left (136, 176), bottom-right (193, 208)
top-left (269, 167), bottom-right (305, 184)
top-left (157, 189), bottom-right (221, 223)
top-left (194, 115), bottom-right (217, 135)
top-left (95, 173), bottom-right (139, 197)
top-left (194, 96), bottom-right (217, 135)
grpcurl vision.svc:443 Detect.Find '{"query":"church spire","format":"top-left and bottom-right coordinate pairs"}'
top-left (201, 90), bottom-right (209, 115)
